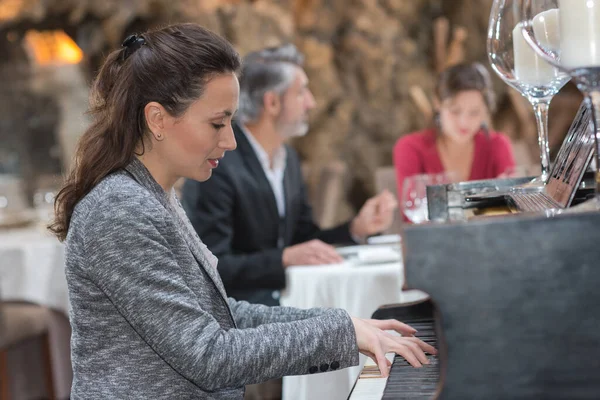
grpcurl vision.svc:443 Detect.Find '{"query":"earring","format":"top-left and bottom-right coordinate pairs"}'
top-left (433, 112), bottom-right (441, 128)
top-left (481, 123), bottom-right (490, 137)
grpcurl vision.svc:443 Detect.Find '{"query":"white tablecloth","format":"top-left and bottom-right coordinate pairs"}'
top-left (0, 226), bottom-right (69, 314)
top-left (280, 244), bottom-right (406, 400)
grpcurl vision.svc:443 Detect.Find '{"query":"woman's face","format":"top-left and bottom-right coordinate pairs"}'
top-left (438, 90), bottom-right (488, 144)
top-left (159, 72), bottom-right (239, 182)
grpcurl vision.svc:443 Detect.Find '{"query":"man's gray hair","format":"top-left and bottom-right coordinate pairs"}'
top-left (237, 44), bottom-right (304, 124)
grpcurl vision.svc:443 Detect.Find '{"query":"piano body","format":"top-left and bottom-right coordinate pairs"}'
top-left (349, 101), bottom-right (600, 399)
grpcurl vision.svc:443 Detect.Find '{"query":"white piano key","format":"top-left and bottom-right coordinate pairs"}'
top-left (348, 376), bottom-right (388, 400)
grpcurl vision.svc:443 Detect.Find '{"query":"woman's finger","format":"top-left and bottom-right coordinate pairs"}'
top-left (374, 349), bottom-right (391, 378)
top-left (370, 319), bottom-right (417, 336)
top-left (404, 336), bottom-right (438, 355)
top-left (390, 343), bottom-right (423, 368)
top-left (397, 338), bottom-right (430, 365)
top-left (362, 349), bottom-right (394, 369)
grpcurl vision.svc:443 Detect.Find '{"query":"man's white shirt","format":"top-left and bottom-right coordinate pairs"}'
top-left (240, 124), bottom-right (288, 218)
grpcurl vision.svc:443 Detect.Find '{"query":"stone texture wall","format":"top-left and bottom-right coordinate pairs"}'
top-left (0, 0), bottom-right (581, 221)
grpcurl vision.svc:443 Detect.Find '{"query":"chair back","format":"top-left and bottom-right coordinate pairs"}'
top-left (374, 166), bottom-right (403, 234)
top-left (302, 161), bottom-right (347, 229)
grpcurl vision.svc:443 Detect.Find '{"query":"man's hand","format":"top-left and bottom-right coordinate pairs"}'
top-left (350, 190), bottom-right (398, 239)
top-left (282, 239), bottom-right (344, 267)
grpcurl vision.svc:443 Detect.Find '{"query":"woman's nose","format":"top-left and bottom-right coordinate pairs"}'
top-left (220, 125), bottom-right (237, 151)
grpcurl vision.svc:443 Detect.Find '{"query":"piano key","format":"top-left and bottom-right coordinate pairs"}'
top-left (350, 314), bottom-right (439, 400)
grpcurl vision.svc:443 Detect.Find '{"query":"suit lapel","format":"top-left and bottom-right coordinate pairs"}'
top-left (234, 123), bottom-right (280, 223)
top-left (282, 148), bottom-right (295, 245)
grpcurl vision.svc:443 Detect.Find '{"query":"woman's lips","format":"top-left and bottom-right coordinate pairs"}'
top-left (208, 159), bottom-right (220, 168)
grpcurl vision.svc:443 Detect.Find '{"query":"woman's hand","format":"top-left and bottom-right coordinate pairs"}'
top-left (351, 317), bottom-right (437, 377)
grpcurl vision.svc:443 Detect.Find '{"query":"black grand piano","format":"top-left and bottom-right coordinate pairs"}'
top-left (348, 101), bottom-right (600, 400)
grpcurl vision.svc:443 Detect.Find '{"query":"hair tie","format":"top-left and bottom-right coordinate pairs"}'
top-left (121, 34), bottom-right (146, 61)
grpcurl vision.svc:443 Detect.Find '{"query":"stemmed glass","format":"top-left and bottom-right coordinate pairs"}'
top-left (521, 0), bottom-right (600, 204)
top-left (402, 173), bottom-right (453, 224)
top-left (487, 0), bottom-right (570, 184)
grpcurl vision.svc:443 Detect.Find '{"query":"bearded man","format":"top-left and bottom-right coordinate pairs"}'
top-left (181, 44), bottom-right (396, 307)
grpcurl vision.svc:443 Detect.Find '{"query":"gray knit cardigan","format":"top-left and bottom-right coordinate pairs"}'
top-left (64, 159), bottom-right (359, 399)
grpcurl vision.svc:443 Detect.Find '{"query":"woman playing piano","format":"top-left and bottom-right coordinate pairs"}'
top-left (393, 62), bottom-right (516, 221)
top-left (49, 23), bottom-right (435, 399)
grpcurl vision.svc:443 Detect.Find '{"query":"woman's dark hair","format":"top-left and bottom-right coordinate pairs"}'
top-left (49, 23), bottom-right (241, 241)
top-left (436, 62), bottom-right (496, 112)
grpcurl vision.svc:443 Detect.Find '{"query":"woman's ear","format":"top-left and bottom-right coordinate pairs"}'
top-left (144, 102), bottom-right (167, 141)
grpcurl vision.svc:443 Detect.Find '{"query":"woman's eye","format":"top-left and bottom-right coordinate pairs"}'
top-left (212, 123), bottom-right (226, 130)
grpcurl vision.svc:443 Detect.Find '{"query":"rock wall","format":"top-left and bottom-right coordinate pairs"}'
top-left (0, 0), bottom-right (581, 222)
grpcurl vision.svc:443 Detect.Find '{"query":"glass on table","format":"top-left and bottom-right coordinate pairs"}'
top-left (401, 173), bottom-right (454, 224)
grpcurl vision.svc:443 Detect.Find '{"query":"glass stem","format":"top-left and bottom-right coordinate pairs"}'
top-left (586, 91), bottom-right (600, 201)
top-left (531, 100), bottom-right (551, 182)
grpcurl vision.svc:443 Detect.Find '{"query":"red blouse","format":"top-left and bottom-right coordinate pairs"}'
top-left (393, 128), bottom-right (516, 218)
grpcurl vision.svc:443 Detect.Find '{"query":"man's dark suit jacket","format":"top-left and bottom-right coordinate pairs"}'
top-left (181, 122), bottom-right (354, 306)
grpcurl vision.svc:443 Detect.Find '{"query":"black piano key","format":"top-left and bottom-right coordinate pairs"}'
top-left (382, 318), bottom-right (439, 400)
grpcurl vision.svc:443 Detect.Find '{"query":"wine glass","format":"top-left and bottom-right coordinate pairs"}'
top-left (402, 173), bottom-right (453, 224)
top-left (521, 0), bottom-right (600, 204)
top-left (33, 188), bottom-right (56, 224)
top-left (487, 0), bottom-right (570, 185)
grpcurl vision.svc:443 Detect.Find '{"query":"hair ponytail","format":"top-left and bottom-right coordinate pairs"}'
top-left (49, 23), bottom-right (241, 241)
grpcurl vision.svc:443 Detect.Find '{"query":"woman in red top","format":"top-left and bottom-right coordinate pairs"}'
top-left (393, 62), bottom-right (515, 219)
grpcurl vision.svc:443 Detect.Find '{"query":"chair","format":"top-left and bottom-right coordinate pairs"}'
top-left (374, 166), bottom-right (403, 235)
top-left (0, 302), bottom-right (55, 400)
top-left (302, 161), bottom-right (348, 229)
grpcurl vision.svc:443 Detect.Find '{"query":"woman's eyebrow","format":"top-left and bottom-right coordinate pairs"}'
top-left (211, 110), bottom-right (234, 118)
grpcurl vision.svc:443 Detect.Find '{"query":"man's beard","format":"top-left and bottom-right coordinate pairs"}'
top-left (277, 119), bottom-right (309, 139)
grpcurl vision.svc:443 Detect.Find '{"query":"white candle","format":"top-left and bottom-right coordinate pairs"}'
top-left (559, 0), bottom-right (600, 69)
top-left (513, 9), bottom-right (561, 86)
